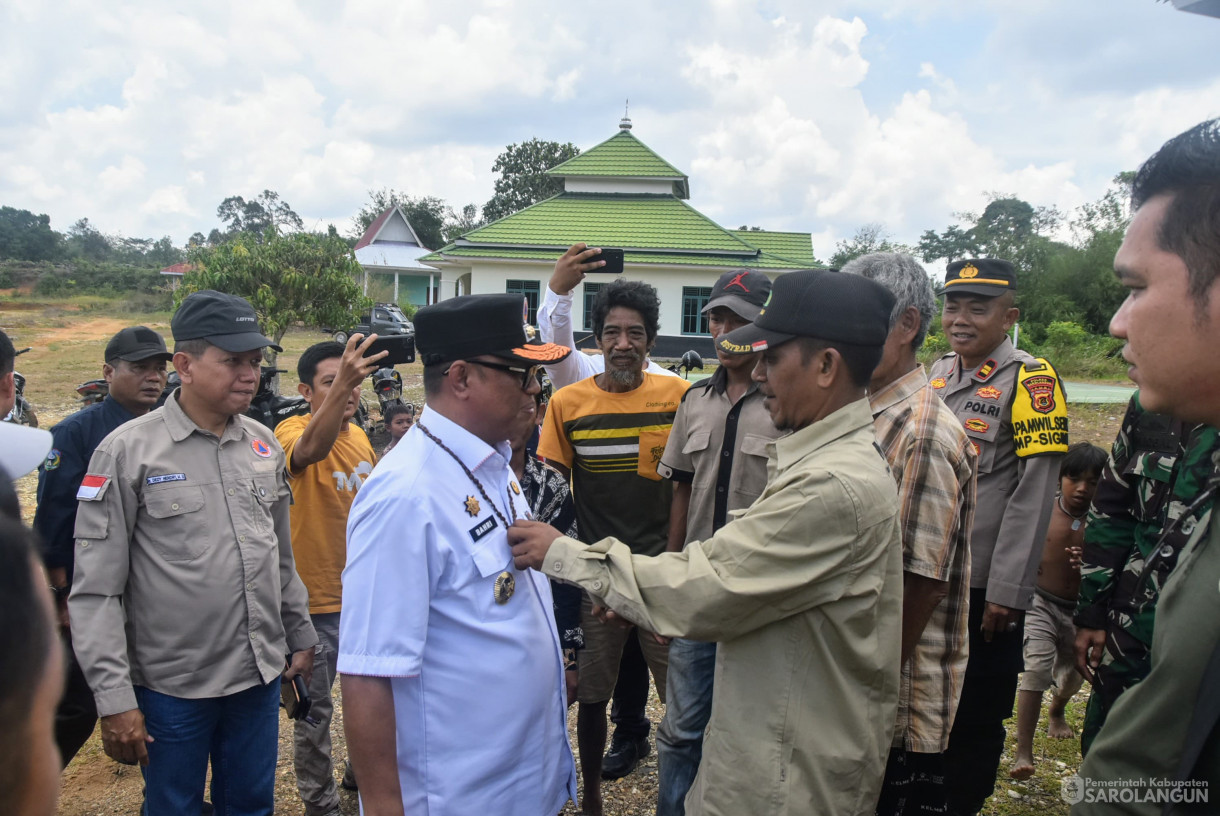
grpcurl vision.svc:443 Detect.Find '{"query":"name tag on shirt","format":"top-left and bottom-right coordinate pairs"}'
top-left (469, 516), bottom-right (498, 542)
top-left (146, 473), bottom-right (187, 486)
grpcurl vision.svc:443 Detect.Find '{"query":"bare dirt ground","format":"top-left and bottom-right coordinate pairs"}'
top-left (0, 298), bottom-right (1124, 816)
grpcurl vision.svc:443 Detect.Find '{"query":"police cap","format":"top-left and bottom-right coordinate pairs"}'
top-left (937, 258), bottom-right (1017, 297)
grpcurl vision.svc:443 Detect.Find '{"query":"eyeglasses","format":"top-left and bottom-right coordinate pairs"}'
top-left (447, 360), bottom-right (543, 390)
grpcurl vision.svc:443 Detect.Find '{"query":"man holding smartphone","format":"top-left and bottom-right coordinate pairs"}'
top-left (275, 336), bottom-right (384, 816)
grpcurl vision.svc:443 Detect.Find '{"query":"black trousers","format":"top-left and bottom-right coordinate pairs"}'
top-left (609, 633), bottom-right (652, 743)
top-left (943, 588), bottom-right (1023, 816)
top-left (876, 748), bottom-right (949, 816)
top-left (55, 629), bottom-right (99, 767)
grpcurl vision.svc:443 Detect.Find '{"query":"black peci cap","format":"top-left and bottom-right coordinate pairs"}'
top-left (415, 294), bottom-right (572, 366)
top-left (105, 326), bottom-right (173, 363)
top-left (937, 259), bottom-right (1017, 297)
top-left (701, 269), bottom-right (773, 322)
top-left (171, 290), bottom-right (282, 352)
top-left (717, 269), bottom-right (895, 355)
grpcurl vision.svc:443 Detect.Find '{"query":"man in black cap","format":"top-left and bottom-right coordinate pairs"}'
top-left (653, 267), bottom-right (784, 816)
top-left (69, 290), bottom-right (317, 814)
top-left (34, 326), bottom-right (172, 767)
top-left (339, 293), bottom-right (578, 816)
top-left (927, 260), bottom-right (1067, 816)
top-left (510, 269), bottom-right (904, 815)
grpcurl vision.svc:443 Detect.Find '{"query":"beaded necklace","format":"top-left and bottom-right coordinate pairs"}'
top-left (416, 422), bottom-right (516, 528)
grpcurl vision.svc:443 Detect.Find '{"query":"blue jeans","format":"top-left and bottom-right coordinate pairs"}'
top-left (656, 638), bottom-right (716, 816)
top-left (135, 680), bottom-right (280, 816)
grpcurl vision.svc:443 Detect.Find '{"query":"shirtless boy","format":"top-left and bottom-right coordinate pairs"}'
top-left (1010, 442), bottom-right (1107, 780)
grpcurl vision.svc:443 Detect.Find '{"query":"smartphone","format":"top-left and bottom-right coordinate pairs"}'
top-left (365, 335), bottom-right (416, 366)
top-left (588, 247), bottom-right (625, 275)
top-left (280, 673), bottom-right (312, 721)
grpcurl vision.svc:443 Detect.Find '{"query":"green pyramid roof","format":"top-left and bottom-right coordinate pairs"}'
top-left (546, 130), bottom-right (689, 196)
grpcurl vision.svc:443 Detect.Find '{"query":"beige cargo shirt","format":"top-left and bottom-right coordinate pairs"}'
top-left (68, 393), bottom-right (317, 717)
top-left (545, 399), bottom-right (903, 816)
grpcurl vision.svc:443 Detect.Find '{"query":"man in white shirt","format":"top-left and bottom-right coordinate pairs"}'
top-left (339, 294), bottom-right (578, 816)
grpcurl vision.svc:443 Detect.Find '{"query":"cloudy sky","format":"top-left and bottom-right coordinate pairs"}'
top-left (2, 0), bottom-right (1217, 259)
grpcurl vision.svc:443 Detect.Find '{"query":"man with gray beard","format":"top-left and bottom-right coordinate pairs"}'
top-left (537, 279), bottom-right (691, 816)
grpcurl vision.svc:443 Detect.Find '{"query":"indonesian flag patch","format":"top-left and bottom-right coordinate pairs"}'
top-left (76, 474), bottom-right (110, 501)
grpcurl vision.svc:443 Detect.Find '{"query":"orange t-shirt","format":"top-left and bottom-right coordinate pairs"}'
top-left (275, 414), bottom-right (376, 614)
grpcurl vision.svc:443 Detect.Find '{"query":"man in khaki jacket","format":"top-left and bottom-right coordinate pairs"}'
top-left (510, 269), bottom-right (904, 816)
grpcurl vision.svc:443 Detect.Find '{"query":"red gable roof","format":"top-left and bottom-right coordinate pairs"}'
top-left (354, 208), bottom-right (394, 251)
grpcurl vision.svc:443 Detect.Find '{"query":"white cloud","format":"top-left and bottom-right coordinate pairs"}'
top-left (0, 0), bottom-right (1215, 252)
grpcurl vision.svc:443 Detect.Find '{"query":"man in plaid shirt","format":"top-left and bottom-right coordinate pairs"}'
top-left (843, 253), bottom-right (977, 815)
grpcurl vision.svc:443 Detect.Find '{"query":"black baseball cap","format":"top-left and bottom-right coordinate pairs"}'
top-left (171, 290), bottom-right (282, 352)
top-left (717, 269), bottom-right (895, 355)
top-left (701, 269), bottom-right (772, 322)
top-left (937, 259), bottom-right (1017, 297)
top-left (105, 326), bottom-right (172, 363)
top-left (415, 294), bottom-right (572, 366)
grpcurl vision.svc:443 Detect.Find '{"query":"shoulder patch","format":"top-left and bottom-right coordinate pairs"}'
top-left (251, 438), bottom-right (272, 458)
top-left (76, 474), bottom-right (110, 501)
top-left (44, 448), bottom-right (62, 471)
top-left (1012, 359), bottom-right (1068, 458)
top-left (930, 377), bottom-right (947, 390)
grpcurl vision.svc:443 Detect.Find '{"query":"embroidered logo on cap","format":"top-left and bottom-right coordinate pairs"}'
top-left (251, 439), bottom-right (272, 458)
top-left (725, 272), bottom-right (750, 292)
top-left (960, 263), bottom-right (980, 279)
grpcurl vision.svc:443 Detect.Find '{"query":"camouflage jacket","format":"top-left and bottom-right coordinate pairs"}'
top-left (1074, 394), bottom-right (1220, 639)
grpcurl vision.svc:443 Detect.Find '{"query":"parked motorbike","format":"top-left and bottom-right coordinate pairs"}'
top-left (666, 350), bottom-right (704, 380)
top-left (77, 378), bottom-right (108, 406)
top-left (245, 367), bottom-right (310, 430)
top-left (4, 347), bottom-right (37, 427)
top-left (371, 367), bottom-right (404, 412)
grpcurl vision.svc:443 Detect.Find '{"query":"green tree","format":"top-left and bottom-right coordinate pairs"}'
top-left (481, 138), bottom-right (580, 223)
top-left (216, 190), bottom-right (303, 239)
top-left (351, 188), bottom-right (450, 250)
top-left (180, 230), bottom-right (370, 367)
top-left (829, 223), bottom-right (913, 268)
top-left (0, 206), bottom-right (63, 261)
top-left (444, 203), bottom-right (484, 244)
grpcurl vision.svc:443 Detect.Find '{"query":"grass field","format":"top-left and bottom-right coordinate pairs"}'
top-left (1, 294), bottom-right (1126, 816)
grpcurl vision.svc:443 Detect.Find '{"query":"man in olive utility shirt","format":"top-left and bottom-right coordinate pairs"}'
top-left (511, 270), bottom-right (904, 816)
top-left (69, 290), bottom-right (317, 815)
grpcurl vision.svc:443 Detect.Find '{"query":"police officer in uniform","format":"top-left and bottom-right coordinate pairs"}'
top-left (928, 259), bottom-right (1068, 816)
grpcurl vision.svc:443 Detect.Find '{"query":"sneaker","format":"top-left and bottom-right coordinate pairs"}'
top-left (341, 759), bottom-right (358, 791)
top-left (601, 735), bottom-right (650, 780)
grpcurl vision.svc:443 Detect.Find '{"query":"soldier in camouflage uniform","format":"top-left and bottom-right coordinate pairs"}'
top-left (1073, 392), bottom-right (1219, 755)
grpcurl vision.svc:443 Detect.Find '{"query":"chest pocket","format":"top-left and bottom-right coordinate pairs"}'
top-left (249, 474), bottom-right (280, 531)
top-left (734, 433), bottom-right (772, 500)
top-left (681, 431), bottom-right (712, 487)
top-left (962, 416), bottom-right (1001, 476)
top-left (638, 426), bottom-right (674, 482)
top-left (144, 486), bottom-right (209, 562)
top-left (468, 525), bottom-right (522, 623)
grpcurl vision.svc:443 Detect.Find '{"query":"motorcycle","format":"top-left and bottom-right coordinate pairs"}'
top-left (4, 347), bottom-right (37, 427)
top-left (371, 367), bottom-right (404, 412)
top-left (77, 378), bottom-right (108, 406)
top-left (666, 350), bottom-right (704, 380)
top-left (245, 367), bottom-right (311, 431)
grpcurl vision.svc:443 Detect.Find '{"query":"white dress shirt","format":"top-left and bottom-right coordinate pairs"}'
top-left (340, 406), bottom-right (576, 815)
